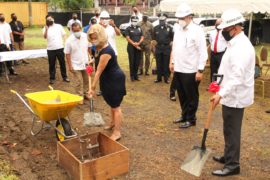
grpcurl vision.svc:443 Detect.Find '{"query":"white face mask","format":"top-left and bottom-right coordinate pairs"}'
top-left (131, 21), bottom-right (138, 26)
top-left (103, 19), bottom-right (110, 26)
top-left (178, 19), bottom-right (187, 28)
top-left (73, 31), bottom-right (81, 39)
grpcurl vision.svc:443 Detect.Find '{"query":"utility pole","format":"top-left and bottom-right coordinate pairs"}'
top-left (28, 0), bottom-right (33, 27)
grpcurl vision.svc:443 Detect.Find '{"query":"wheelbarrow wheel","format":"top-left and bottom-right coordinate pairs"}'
top-left (55, 118), bottom-right (73, 142)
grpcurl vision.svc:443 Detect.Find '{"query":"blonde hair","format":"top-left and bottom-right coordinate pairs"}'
top-left (87, 24), bottom-right (108, 47)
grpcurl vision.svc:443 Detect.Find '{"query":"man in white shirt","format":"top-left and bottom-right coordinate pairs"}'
top-left (99, 10), bottom-right (120, 56)
top-left (170, 3), bottom-right (208, 128)
top-left (209, 18), bottom-right (227, 81)
top-left (211, 9), bottom-right (255, 177)
top-left (65, 22), bottom-right (90, 103)
top-left (67, 13), bottom-right (82, 33)
top-left (0, 13), bottom-right (17, 75)
top-left (43, 15), bottom-right (69, 84)
top-left (90, 9), bottom-right (100, 25)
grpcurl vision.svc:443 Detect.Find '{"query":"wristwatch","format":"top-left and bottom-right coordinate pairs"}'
top-left (198, 69), bottom-right (204, 73)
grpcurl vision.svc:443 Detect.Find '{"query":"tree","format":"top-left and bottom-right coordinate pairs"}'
top-left (62, 0), bottom-right (93, 10)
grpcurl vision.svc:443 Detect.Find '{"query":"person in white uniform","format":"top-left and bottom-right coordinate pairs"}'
top-left (99, 10), bottom-right (121, 56)
top-left (211, 9), bottom-right (255, 177)
top-left (170, 3), bottom-right (208, 128)
top-left (65, 22), bottom-right (91, 104)
top-left (209, 18), bottom-right (227, 81)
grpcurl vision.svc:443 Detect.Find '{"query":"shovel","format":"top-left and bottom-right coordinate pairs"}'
top-left (84, 66), bottom-right (104, 127)
top-left (181, 74), bottom-right (223, 177)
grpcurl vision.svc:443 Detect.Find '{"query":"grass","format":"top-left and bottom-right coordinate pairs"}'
top-left (0, 160), bottom-right (18, 180)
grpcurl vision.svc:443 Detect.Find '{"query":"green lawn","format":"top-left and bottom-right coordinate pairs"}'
top-left (24, 27), bottom-right (270, 65)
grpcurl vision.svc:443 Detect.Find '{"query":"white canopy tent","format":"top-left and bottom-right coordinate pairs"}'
top-left (159, 0), bottom-right (270, 39)
top-left (159, 0), bottom-right (270, 15)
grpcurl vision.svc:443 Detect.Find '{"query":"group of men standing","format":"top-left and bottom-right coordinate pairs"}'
top-left (0, 13), bottom-right (28, 76)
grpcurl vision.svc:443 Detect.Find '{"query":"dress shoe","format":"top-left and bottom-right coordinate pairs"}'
top-left (135, 78), bottom-right (140, 81)
top-left (145, 72), bottom-right (150, 76)
top-left (212, 167), bottom-right (240, 177)
top-left (63, 78), bottom-right (70, 82)
top-left (154, 79), bottom-right (162, 83)
top-left (22, 60), bottom-right (30, 64)
top-left (266, 109), bottom-right (270, 113)
top-left (170, 96), bottom-right (176, 101)
top-left (96, 91), bottom-right (102, 96)
top-left (9, 72), bottom-right (18, 76)
top-left (173, 117), bottom-right (186, 123)
top-left (179, 121), bottom-right (196, 128)
top-left (131, 78), bottom-right (135, 82)
top-left (49, 79), bottom-right (55, 84)
top-left (213, 156), bottom-right (225, 164)
top-left (138, 70), bottom-right (143, 75)
top-left (164, 79), bottom-right (170, 84)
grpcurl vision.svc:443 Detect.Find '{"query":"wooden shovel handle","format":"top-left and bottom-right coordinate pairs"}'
top-left (204, 100), bottom-right (215, 129)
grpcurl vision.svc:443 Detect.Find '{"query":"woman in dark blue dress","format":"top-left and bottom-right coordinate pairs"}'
top-left (88, 24), bottom-right (126, 141)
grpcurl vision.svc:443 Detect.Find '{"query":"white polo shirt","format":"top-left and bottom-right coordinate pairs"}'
top-left (172, 22), bottom-right (208, 73)
top-left (218, 32), bottom-right (255, 108)
top-left (64, 32), bottom-right (90, 70)
top-left (0, 22), bottom-right (12, 46)
top-left (67, 19), bottom-right (82, 33)
top-left (42, 24), bottom-right (66, 50)
top-left (209, 29), bottom-right (227, 53)
top-left (105, 25), bottom-right (118, 56)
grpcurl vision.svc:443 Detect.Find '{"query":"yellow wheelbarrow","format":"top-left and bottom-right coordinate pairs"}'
top-left (11, 86), bottom-right (83, 141)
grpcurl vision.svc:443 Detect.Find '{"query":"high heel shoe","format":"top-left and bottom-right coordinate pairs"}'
top-left (104, 125), bottom-right (115, 130)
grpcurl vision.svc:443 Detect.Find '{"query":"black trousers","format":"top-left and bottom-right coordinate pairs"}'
top-left (155, 49), bottom-right (170, 81)
top-left (0, 44), bottom-right (15, 74)
top-left (222, 105), bottom-right (244, 169)
top-left (210, 51), bottom-right (224, 81)
top-left (170, 73), bottom-right (177, 97)
top-left (127, 44), bottom-right (141, 79)
top-left (174, 72), bottom-right (200, 121)
top-left (47, 48), bottom-right (67, 80)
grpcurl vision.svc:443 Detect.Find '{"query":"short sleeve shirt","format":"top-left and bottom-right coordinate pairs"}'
top-left (105, 25), bottom-right (118, 56)
top-left (42, 24), bottom-right (66, 50)
top-left (139, 21), bottom-right (153, 42)
top-left (64, 32), bottom-right (90, 70)
top-left (9, 21), bottom-right (24, 42)
top-left (125, 26), bottom-right (143, 43)
top-left (0, 22), bottom-right (12, 46)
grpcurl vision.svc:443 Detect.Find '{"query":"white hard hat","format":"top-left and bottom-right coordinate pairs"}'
top-left (100, 11), bottom-right (110, 18)
top-left (218, 9), bottom-right (245, 29)
top-left (175, 3), bottom-right (193, 18)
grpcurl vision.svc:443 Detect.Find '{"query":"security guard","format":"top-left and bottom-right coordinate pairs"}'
top-left (125, 16), bottom-right (144, 81)
top-left (138, 14), bottom-right (153, 76)
top-left (153, 14), bottom-right (173, 84)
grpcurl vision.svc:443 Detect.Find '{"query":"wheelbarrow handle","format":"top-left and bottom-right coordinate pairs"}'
top-left (10, 89), bottom-right (35, 115)
top-left (48, 85), bottom-right (54, 91)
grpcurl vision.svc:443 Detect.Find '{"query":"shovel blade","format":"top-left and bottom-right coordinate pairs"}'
top-left (181, 146), bottom-right (211, 177)
top-left (83, 112), bottom-right (104, 127)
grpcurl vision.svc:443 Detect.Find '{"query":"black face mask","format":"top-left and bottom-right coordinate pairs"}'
top-left (222, 30), bottom-right (233, 41)
top-left (134, 10), bottom-right (138, 13)
top-left (12, 17), bottom-right (17, 21)
top-left (95, 13), bottom-right (99, 17)
top-left (73, 17), bottom-right (77, 20)
top-left (159, 20), bottom-right (166, 26)
top-left (46, 20), bottom-right (53, 26)
top-left (143, 16), bottom-right (148, 22)
top-left (0, 17), bottom-right (5, 22)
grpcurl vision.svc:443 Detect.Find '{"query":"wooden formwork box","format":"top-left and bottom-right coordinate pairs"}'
top-left (57, 132), bottom-right (129, 180)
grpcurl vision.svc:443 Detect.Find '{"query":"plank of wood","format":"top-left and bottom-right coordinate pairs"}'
top-left (57, 142), bottom-right (81, 180)
top-left (99, 133), bottom-right (127, 156)
top-left (81, 149), bottom-right (129, 179)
